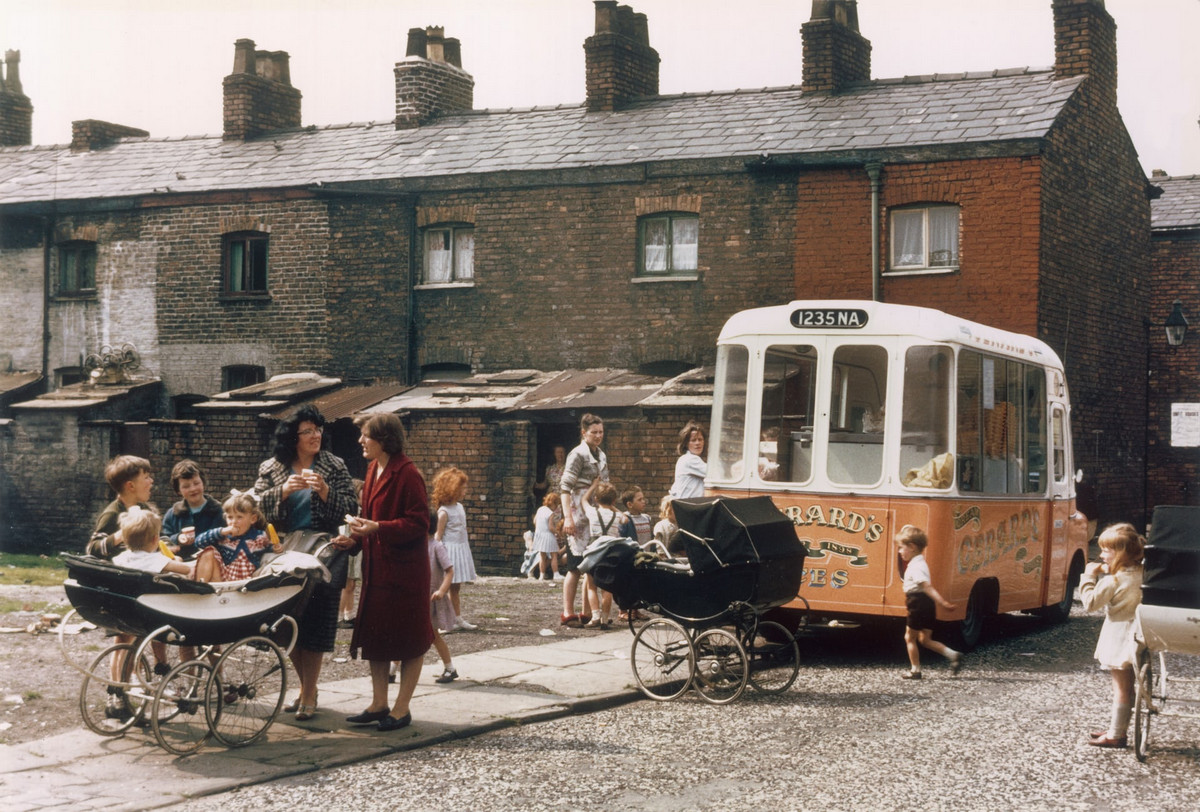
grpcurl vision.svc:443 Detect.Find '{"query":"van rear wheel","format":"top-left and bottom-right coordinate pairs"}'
top-left (952, 582), bottom-right (993, 651)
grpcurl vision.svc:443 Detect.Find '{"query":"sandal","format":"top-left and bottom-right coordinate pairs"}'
top-left (295, 704), bottom-right (318, 722)
top-left (286, 690), bottom-right (317, 714)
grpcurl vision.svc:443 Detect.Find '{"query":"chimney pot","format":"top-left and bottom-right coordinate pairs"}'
top-left (594, 0), bottom-right (619, 34)
top-left (232, 38), bottom-right (256, 74)
top-left (425, 27), bottom-right (445, 63)
top-left (444, 38), bottom-right (463, 68)
top-left (406, 28), bottom-right (427, 58)
top-left (3, 50), bottom-right (22, 94)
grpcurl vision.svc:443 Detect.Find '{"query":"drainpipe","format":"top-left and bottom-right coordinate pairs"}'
top-left (407, 211), bottom-right (417, 386)
top-left (865, 162), bottom-right (883, 302)
top-left (41, 213), bottom-right (53, 387)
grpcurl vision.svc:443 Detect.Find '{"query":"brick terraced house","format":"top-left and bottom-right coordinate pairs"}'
top-left (0, 0), bottom-right (1181, 563)
top-left (1145, 173), bottom-right (1200, 514)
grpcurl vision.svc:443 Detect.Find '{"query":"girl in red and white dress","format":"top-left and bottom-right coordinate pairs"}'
top-left (194, 491), bottom-right (279, 582)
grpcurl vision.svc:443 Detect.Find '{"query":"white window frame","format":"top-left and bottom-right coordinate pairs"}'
top-left (888, 204), bottom-right (959, 274)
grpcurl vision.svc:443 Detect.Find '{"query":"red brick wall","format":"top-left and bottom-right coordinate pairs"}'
top-left (796, 158), bottom-right (1043, 333)
top-left (1147, 233), bottom-right (1200, 510)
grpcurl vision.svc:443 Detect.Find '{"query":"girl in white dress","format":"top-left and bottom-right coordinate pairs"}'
top-left (432, 467), bottom-right (478, 631)
top-left (533, 492), bottom-right (563, 581)
top-left (1079, 522), bottom-right (1145, 748)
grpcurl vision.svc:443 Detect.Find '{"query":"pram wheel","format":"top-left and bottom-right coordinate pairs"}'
top-left (1134, 648), bottom-right (1157, 763)
top-left (632, 619), bottom-right (694, 701)
top-left (152, 660), bottom-right (217, 755)
top-left (206, 636), bottom-right (287, 748)
top-left (59, 608), bottom-right (105, 679)
top-left (692, 628), bottom-right (748, 705)
top-left (79, 643), bottom-right (151, 736)
top-left (745, 620), bottom-right (800, 694)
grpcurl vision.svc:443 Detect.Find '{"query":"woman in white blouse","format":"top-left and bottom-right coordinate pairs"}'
top-left (668, 421), bottom-right (707, 499)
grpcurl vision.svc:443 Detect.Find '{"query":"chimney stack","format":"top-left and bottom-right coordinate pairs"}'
top-left (222, 39), bottom-right (302, 141)
top-left (71, 120), bottom-right (149, 152)
top-left (1053, 0), bottom-right (1117, 110)
top-left (584, 2), bottom-right (659, 113)
top-left (801, 0), bottom-right (871, 94)
top-left (0, 50), bottom-right (32, 147)
top-left (394, 26), bottom-right (474, 130)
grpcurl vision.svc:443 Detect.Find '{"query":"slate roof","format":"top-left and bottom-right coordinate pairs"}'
top-left (0, 69), bottom-right (1081, 206)
top-left (1151, 175), bottom-right (1200, 231)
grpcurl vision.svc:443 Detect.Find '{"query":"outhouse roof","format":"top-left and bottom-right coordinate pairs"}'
top-left (1151, 175), bottom-right (1200, 231)
top-left (0, 69), bottom-right (1082, 205)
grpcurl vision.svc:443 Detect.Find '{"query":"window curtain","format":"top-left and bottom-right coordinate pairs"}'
top-left (229, 242), bottom-right (245, 291)
top-left (672, 217), bottom-right (698, 271)
top-left (643, 218), bottom-right (668, 272)
top-left (891, 210), bottom-right (924, 267)
top-left (454, 229), bottom-right (475, 280)
top-left (425, 230), bottom-right (452, 283)
top-left (929, 207), bottom-right (959, 266)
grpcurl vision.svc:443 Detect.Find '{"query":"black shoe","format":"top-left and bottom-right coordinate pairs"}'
top-left (435, 667), bottom-right (458, 684)
top-left (901, 670), bottom-right (922, 680)
top-left (950, 654), bottom-right (964, 675)
top-left (378, 712), bottom-right (412, 731)
top-left (153, 662), bottom-right (172, 677)
top-left (337, 618), bottom-right (355, 629)
top-left (346, 709), bottom-right (389, 724)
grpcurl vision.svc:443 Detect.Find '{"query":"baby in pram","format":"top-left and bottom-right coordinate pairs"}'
top-left (112, 507), bottom-right (194, 578)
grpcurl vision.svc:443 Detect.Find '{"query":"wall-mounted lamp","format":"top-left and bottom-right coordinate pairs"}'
top-left (1163, 299), bottom-right (1189, 347)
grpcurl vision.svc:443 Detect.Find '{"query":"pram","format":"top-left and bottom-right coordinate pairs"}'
top-left (1133, 505), bottom-right (1200, 762)
top-left (59, 546), bottom-right (329, 755)
top-left (591, 495), bottom-right (808, 704)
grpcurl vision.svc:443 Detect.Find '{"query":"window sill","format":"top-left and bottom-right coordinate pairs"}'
top-left (883, 266), bottom-right (958, 278)
top-left (52, 290), bottom-right (98, 301)
top-left (632, 274), bottom-right (699, 284)
top-left (415, 281), bottom-right (475, 290)
top-left (218, 292), bottom-right (272, 302)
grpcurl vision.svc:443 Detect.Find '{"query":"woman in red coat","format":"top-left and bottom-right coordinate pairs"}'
top-left (335, 412), bottom-right (433, 731)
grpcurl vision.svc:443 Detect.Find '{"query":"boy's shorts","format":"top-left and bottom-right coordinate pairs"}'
top-left (565, 549), bottom-right (584, 573)
top-left (905, 591), bottom-right (936, 630)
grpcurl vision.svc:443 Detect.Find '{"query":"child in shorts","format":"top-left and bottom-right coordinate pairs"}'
top-left (896, 524), bottom-right (963, 679)
top-left (113, 507), bottom-right (193, 577)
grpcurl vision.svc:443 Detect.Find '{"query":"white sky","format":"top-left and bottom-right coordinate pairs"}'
top-left (5, 0), bottom-right (1200, 176)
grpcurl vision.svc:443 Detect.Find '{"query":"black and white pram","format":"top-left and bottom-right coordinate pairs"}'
top-left (61, 544), bottom-right (332, 755)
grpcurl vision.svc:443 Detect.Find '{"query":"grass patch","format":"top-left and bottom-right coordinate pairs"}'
top-left (0, 598), bottom-right (71, 614)
top-left (0, 553), bottom-right (69, 587)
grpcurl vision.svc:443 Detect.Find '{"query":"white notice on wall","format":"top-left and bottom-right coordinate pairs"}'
top-left (1172, 403), bottom-right (1200, 448)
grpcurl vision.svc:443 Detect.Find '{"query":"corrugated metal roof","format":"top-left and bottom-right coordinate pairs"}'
top-left (509, 369), bottom-right (667, 412)
top-left (0, 71), bottom-right (1081, 205)
top-left (261, 383), bottom-right (411, 421)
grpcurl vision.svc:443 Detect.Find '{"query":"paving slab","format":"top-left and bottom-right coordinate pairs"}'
top-left (1, 635), bottom-right (643, 811)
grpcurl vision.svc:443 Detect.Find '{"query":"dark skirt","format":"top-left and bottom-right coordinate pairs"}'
top-left (295, 582), bottom-right (340, 653)
top-left (905, 591), bottom-right (936, 631)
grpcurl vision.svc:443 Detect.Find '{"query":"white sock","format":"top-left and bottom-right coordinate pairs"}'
top-left (445, 661), bottom-right (454, 671)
